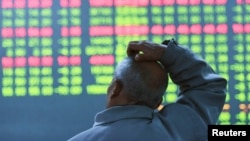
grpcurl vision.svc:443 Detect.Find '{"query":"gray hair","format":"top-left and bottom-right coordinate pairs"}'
top-left (114, 57), bottom-right (168, 108)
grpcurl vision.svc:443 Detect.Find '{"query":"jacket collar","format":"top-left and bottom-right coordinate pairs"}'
top-left (93, 105), bottom-right (154, 126)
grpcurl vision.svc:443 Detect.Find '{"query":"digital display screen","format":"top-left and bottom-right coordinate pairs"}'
top-left (1, 0), bottom-right (250, 140)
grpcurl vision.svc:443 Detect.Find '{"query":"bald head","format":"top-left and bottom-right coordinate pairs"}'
top-left (111, 56), bottom-right (168, 109)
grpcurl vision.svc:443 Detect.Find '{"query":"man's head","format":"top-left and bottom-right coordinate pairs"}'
top-left (106, 56), bottom-right (168, 109)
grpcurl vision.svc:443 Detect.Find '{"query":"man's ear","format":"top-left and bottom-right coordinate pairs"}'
top-left (110, 79), bottom-right (123, 99)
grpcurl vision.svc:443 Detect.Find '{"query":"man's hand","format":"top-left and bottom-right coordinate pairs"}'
top-left (127, 40), bottom-right (167, 61)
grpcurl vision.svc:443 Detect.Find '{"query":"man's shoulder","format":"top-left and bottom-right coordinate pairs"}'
top-left (67, 127), bottom-right (96, 141)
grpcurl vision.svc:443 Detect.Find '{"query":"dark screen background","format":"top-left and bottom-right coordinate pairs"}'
top-left (0, 0), bottom-right (249, 140)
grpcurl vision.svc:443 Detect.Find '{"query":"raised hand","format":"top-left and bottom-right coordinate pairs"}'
top-left (127, 40), bottom-right (166, 61)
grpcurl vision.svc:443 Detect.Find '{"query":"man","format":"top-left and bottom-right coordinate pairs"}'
top-left (68, 39), bottom-right (227, 141)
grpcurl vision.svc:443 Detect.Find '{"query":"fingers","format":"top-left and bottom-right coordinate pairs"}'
top-left (127, 41), bottom-right (144, 57)
top-left (127, 41), bottom-right (152, 61)
top-left (134, 54), bottom-right (150, 61)
top-left (126, 40), bottom-right (166, 61)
